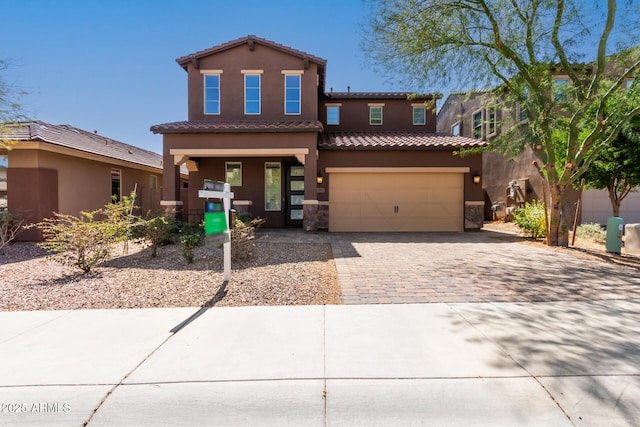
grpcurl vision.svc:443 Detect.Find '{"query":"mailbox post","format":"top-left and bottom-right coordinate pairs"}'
top-left (199, 182), bottom-right (234, 282)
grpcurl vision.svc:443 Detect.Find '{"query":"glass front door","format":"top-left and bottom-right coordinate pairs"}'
top-left (286, 164), bottom-right (304, 227)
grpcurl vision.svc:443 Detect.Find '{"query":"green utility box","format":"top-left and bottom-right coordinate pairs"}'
top-left (605, 217), bottom-right (624, 254)
top-left (204, 200), bottom-right (227, 235)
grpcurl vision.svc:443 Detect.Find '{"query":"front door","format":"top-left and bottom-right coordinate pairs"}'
top-left (286, 163), bottom-right (305, 227)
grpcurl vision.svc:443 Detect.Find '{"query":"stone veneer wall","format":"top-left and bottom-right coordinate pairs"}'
top-left (465, 202), bottom-right (484, 230)
top-left (303, 202), bottom-right (329, 232)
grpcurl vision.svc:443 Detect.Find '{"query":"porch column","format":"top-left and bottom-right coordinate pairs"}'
top-left (303, 150), bottom-right (319, 231)
top-left (161, 156), bottom-right (182, 217)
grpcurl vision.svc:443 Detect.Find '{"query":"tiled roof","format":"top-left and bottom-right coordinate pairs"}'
top-left (1, 121), bottom-right (163, 170)
top-left (151, 120), bottom-right (324, 134)
top-left (323, 92), bottom-right (440, 100)
top-left (176, 35), bottom-right (327, 68)
top-left (318, 132), bottom-right (487, 150)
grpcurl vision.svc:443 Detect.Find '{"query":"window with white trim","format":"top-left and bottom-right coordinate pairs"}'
top-left (451, 122), bottom-right (461, 136)
top-left (284, 74), bottom-right (301, 115)
top-left (413, 106), bottom-right (426, 125)
top-left (486, 106), bottom-right (496, 137)
top-left (369, 106), bottom-right (383, 125)
top-left (204, 74), bottom-right (220, 114)
top-left (244, 74), bottom-right (261, 114)
top-left (225, 162), bottom-right (242, 186)
top-left (326, 105), bottom-right (340, 125)
top-left (472, 110), bottom-right (483, 139)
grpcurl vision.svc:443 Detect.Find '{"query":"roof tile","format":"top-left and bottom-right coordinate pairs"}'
top-left (151, 120), bottom-right (324, 134)
top-left (318, 132), bottom-right (486, 150)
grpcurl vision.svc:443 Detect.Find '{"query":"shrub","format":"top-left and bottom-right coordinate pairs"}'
top-left (138, 215), bottom-right (176, 257)
top-left (577, 223), bottom-right (606, 243)
top-left (180, 231), bottom-right (202, 264)
top-left (512, 200), bottom-right (547, 238)
top-left (0, 210), bottom-right (24, 255)
top-left (30, 210), bottom-right (119, 273)
top-left (231, 217), bottom-right (265, 261)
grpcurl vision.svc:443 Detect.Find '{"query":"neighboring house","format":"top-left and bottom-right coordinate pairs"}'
top-left (152, 35), bottom-right (486, 232)
top-left (438, 90), bottom-right (640, 225)
top-left (0, 121), bottom-right (167, 240)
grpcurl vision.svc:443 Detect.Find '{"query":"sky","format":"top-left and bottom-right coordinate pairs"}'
top-left (1, 0), bottom-right (408, 154)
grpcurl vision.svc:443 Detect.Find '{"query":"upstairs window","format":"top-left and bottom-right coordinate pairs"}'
top-left (451, 122), bottom-right (461, 136)
top-left (472, 110), bottom-right (483, 139)
top-left (369, 105), bottom-right (383, 125)
top-left (204, 74), bottom-right (221, 115)
top-left (326, 105), bottom-right (340, 125)
top-left (486, 106), bottom-right (496, 136)
top-left (413, 106), bottom-right (426, 125)
top-left (284, 74), bottom-right (301, 115)
top-left (626, 78), bottom-right (635, 90)
top-left (244, 73), bottom-right (261, 115)
top-left (554, 77), bottom-right (569, 101)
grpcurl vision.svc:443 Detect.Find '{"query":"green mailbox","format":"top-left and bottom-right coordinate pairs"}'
top-left (605, 217), bottom-right (624, 254)
top-left (204, 200), bottom-right (227, 235)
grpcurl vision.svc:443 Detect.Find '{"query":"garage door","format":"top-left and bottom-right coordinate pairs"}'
top-left (329, 172), bottom-right (464, 232)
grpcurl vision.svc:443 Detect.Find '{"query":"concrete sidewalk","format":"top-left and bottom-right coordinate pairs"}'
top-left (1, 302), bottom-right (639, 426)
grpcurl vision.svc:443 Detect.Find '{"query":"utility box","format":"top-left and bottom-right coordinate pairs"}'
top-left (606, 217), bottom-right (624, 254)
top-left (624, 223), bottom-right (640, 255)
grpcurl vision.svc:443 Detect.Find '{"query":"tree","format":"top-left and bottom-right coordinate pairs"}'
top-left (583, 114), bottom-right (640, 217)
top-left (0, 60), bottom-right (28, 150)
top-left (364, 0), bottom-right (640, 246)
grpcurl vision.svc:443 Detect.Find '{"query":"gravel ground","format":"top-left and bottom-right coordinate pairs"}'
top-left (0, 238), bottom-right (342, 311)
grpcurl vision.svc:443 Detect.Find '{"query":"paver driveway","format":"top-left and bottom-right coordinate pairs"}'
top-left (327, 231), bottom-right (640, 304)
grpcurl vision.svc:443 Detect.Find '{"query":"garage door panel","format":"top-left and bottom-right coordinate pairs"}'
top-left (329, 172), bottom-right (463, 232)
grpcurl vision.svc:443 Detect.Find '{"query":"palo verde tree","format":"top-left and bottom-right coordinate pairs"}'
top-left (364, 0), bottom-right (640, 246)
top-left (582, 112), bottom-right (640, 217)
top-left (0, 59), bottom-right (28, 150)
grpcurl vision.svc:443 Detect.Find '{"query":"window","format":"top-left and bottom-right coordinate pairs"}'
top-left (0, 155), bottom-right (7, 211)
top-left (111, 169), bottom-right (121, 203)
top-left (369, 105), bottom-right (383, 125)
top-left (554, 77), bottom-right (569, 101)
top-left (626, 78), bottom-right (635, 90)
top-left (451, 122), bottom-right (461, 136)
top-left (413, 106), bottom-right (426, 125)
top-left (149, 175), bottom-right (158, 190)
top-left (244, 74), bottom-right (261, 114)
top-left (486, 106), bottom-right (496, 136)
top-left (326, 105), bottom-right (340, 125)
top-left (225, 162), bottom-right (242, 186)
top-left (516, 102), bottom-right (528, 123)
top-left (265, 162), bottom-right (281, 211)
top-left (472, 110), bottom-right (483, 139)
top-left (204, 74), bottom-right (220, 114)
top-left (284, 74), bottom-right (301, 115)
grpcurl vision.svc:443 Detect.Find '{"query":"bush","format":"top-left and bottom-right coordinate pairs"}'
top-left (30, 210), bottom-right (119, 273)
top-left (180, 230), bottom-right (202, 264)
top-left (513, 200), bottom-right (547, 238)
top-left (138, 215), bottom-right (176, 257)
top-left (231, 217), bottom-right (265, 261)
top-left (0, 211), bottom-right (24, 255)
top-left (577, 223), bottom-right (606, 243)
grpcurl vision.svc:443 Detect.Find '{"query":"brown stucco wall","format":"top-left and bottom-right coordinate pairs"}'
top-left (320, 98), bottom-right (437, 132)
top-left (186, 43), bottom-right (319, 122)
top-left (7, 148), bottom-right (163, 240)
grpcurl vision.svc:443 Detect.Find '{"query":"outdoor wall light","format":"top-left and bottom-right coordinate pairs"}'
top-left (316, 175), bottom-right (324, 185)
top-left (472, 172), bottom-right (481, 184)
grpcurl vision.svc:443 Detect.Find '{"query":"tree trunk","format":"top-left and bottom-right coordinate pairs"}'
top-left (548, 182), bottom-right (571, 247)
top-left (608, 186), bottom-right (621, 217)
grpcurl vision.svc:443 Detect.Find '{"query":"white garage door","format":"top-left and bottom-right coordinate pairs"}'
top-left (329, 171), bottom-right (464, 232)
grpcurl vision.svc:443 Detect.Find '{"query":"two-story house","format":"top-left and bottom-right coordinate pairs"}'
top-left (152, 35), bottom-right (486, 232)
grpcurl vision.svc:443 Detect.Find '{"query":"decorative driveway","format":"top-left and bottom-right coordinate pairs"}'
top-left (328, 232), bottom-right (640, 304)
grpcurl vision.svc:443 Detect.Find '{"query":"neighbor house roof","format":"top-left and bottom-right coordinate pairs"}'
top-left (1, 121), bottom-right (164, 170)
top-left (151, 120), bottom-right (324, 134)
top-left (323, 92), bottom-right (441, 100)
top-left (318, 132), bottom-right (486, 150)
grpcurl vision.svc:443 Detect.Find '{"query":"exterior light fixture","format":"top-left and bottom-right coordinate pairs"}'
top-left (316, 175), bottom-right (324, 185)
top-left (472, 172), bottom-right (481, 184)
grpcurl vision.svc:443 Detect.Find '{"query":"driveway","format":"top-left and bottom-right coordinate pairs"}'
top-left (325, 231), bottom-right (640, 304)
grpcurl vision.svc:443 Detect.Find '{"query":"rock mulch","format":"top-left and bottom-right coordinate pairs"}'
top-left (0, 239), bottom-right (342, 311)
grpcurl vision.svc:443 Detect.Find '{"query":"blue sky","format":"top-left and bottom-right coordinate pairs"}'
top-left (2, 0), bottom-right (404, 154)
